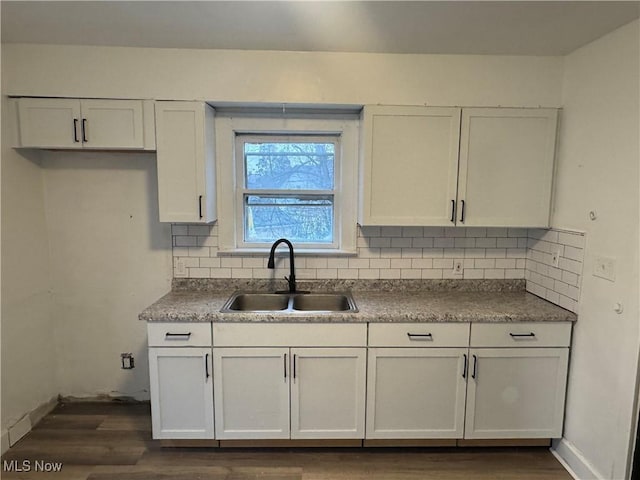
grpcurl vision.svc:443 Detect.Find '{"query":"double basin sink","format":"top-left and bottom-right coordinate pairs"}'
top-left (221, 292), bottom-right (358, 313)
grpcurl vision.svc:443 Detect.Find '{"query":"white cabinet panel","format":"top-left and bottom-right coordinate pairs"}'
top-left (147, 322), bottom-right (212, 347)
top-left (458, 108), bottom-right (557, 227)
top-left (148, 347), bottom-right (214, 439)
top-left (366, 348), bottom-right (467, 439)
top-left (470, 322), bottom-right (571, 348)
top-left (213, 348), bottom-right (290, 439)
top-left (360, 106), bottom-right (461, 226)
top-left (290, 348), bottom-right (366, 439)
top-left (213, 323), bottom-right (367, 347)
top-left (155, 101), bottom-right (216, 223)
top-left (17, 98), bottom-right (81, 148)
top-left (368, 323), bottom-right (470, 347)
top-left (81, 99), bottom-right (144, 149)
top-left (464, 347), bottom-right (569, 439)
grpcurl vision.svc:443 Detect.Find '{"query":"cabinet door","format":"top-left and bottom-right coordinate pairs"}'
top-left (80, 99), bottom-right (144, 149)
top-left (360, 106), bottom-right (461, 226)
top-left (17, 98), bottom-right (82, 148)
top-left (148, 347), bottom-right (214, 439)
top-left (290, 348), bottom-right (366, 439)
top-left (155, 101), bottom-right (216, 223)
top-left (366, 348), bottom-right (467, 439)
top-left (458, 108), bottom-right (557, 227)
top-left (465, 347), bottom-right (569, 439)
top-left (213, 348), bottom-right (290, 439)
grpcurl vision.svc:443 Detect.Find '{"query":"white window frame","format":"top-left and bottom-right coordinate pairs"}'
top-left (216, 114), bottom-right (359, 255)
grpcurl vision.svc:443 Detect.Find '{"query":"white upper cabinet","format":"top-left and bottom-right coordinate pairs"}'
top-left (458, 108), bottom-right (558, 228)
top-left (359, 106), bottom-right (558, 228)
top-left (155, 101), bottom-right (217, 223)
top-left (16, 97), bottom-right (155, 150)
top-left (360, 106), bottom-right (461, 226)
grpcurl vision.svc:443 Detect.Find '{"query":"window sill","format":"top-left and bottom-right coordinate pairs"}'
top-left (217, 248), bottom-right (358, 257)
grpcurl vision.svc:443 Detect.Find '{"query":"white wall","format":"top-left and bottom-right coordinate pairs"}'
top-left (2, 44), bottom-right (563, 107)
top-left (41, 152), bottom-right (172, 399)
top-left (551, 20), bottom-right (640, 480)
top-left (0, 98), bottom-right (58, 438)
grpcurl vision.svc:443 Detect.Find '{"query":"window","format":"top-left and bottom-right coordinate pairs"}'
top-left (216, 114), bottom-right (358, 254)
top-left (238, 135), bottom-right (339, 248)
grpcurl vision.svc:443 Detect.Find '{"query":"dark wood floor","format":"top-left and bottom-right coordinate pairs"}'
top-left (2, 402), bottom-right (573, 479)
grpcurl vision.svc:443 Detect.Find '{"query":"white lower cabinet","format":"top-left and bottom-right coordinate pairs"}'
top-left (366, 348), bottom-right (467, 439)
top-left (148, 347), bottom-right (214, 439)
top-left (464, 347), bottom-right (569, 439)
top-left (290, 348), bottom-right (366, 439)
top-left (147, 322), bottom-right (214, 440)
top-left (213, 347), bottom-right (290, 439)
top-left (213, 347), bottom-right (367, 440)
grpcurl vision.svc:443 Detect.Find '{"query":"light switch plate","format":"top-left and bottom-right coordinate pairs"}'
top-left (593, 255), bottom-right (616, 282)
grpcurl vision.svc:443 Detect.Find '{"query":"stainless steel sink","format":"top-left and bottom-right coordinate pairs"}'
top-left (291, 294), bottom-right (356, 312)
top-left (223, 293), bottom-right (289, 312)
top-left (220, 292), bottom-right (358, 313)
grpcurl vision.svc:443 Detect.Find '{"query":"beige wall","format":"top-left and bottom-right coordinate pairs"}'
top-left (42, 151), bottom-right (172, 399)
top-left (0, 98), bottom-right (57, 439)
top-left (2, 44), bottom-right (564, 107)
top-left (551, 19), bottom-right (640, 480)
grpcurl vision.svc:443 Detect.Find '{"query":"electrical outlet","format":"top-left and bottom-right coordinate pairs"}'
top-left (453, 260), bottom-right (463, 274)
top-left (121, 353), bottom-right (135, 369)
top-left (594, 256), bottom-right (616, 282)
top-left (175, 259), bottom-right (187, 277)
top-left (551, 250), bottom-right (561, 268)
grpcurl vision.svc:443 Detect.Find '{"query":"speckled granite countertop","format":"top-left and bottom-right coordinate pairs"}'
top-left (140, 279), bottom-right (576, 323)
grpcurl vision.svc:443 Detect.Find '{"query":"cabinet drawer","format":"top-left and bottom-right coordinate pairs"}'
top-left (470, 322), bottom-right (571, 348)
top-left (148, 322), bottom-right (212, 347)
top-left (368, 323), bottom-right (470, 347)
top-left (213, 323), bottom-right (367, 347)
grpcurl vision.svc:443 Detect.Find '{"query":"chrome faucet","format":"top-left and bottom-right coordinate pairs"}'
top-left (267, 238), bottom-right (307, 294)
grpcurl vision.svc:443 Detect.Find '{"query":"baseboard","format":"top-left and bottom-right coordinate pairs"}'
top-left (458, 438), bottom-right (551, 447)
top-left (29, 396), bottom-right (58, 428)
top-left (364, 439), bottom-right (457, 447)
top-left (1, 429), bottom-right (10, 455)
top-left (219, 439), bottom-right (363, 448)
top-left (552, 438), bottom-right (603, 480)
top-left (4, 396), bottom-right (59, 451)
top-left (8, 415), bottom-right (31, 447)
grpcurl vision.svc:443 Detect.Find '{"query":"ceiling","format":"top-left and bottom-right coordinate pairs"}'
top-left (2, 1), bottom-right (639, 56)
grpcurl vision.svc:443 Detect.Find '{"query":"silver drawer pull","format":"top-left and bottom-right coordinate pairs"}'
top-left (407, 333), bottom-right (433, 340)
top-left (509, 332), bottom-right (536, 339)
top-left (165, 332), bottom-right (192, 339)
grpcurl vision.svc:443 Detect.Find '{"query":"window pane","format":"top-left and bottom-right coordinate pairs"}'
top-left (244, 142), bottom-right (335, 190)
top-left (245, 195), bottom-right (333, 243)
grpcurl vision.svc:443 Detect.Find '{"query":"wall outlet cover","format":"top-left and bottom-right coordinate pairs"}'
top-left (453, 260), bottom-right (463, 274)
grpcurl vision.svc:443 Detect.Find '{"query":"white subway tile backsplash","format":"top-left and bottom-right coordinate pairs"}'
top-left (525, 228), bottom-right (584, 314)
top-left (370, 258), bottom-right (391, 269)
top-left (390, 258), bottom-right (412, 269)
top-left (171, 225), bottom-right (582, 300)
top-left (200, 257), bottom-right (221, 268)
top-left (391, 237), bottom-right (412, 248)
top-left (475, 237), bottom-right (497, 248)
top-left (402, 227), bottom-right (424, 237)
top-left (411, 258), bottom-right (433, 269)
top-left (422, 269), bottom-right (443, 279)
top-left (464, 269), bottom-right (484, 279)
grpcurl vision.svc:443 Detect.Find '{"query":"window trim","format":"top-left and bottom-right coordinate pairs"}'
top-left (216, 114), bottom-right (359, 255)
top-left (235, 134), bottom-right (341, 249)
